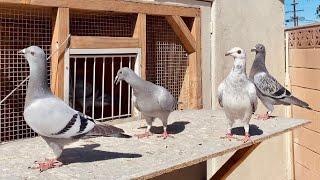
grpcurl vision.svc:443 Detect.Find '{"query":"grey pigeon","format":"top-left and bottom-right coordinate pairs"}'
top-left (250, 44), bottom-right (310, 120)
top-left (115, 67), bottom-right (176, 139)
top-left (20, 46), bottom-right (131, 172)
top-left (218, 47), bottom-right (258, 143)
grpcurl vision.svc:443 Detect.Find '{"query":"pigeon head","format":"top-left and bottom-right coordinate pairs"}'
top-left (225, 47), bottom-right (246, 59)
top-left (251, 44), bottom-right (265, 54)
top-left (18, 46), bottom-right (46, 67)
top-left (115, 67), bottom-right (134, 85)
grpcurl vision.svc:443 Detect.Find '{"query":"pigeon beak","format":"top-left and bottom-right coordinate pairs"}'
top-left (114, 76), bottom-right (120, 85)
top-left (18, 49), bottom-right (26, 55)
top-left (225, 51), bottom-right (232, 56)
top-left (251, 48), bottom-right (257, 52)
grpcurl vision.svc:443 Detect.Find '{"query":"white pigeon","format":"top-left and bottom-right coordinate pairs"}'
top-left (20, 46), bottom-right (131, 172)
top-left (115, 67), bottom-right (176, 139)
top-left (218, 47), bottom-right (258, 143)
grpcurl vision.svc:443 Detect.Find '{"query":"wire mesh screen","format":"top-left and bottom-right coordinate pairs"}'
top-left (0, 5), bottom-right (52, 142)
top-left (146, 16), bottom-right (189, 109)
top-left (70, 10), bottom-right (137, 37)
top-left (69, 54), bottom-right (136, 121)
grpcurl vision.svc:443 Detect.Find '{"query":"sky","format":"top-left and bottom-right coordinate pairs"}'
top-left (285, 0), bottom-right (320, 28)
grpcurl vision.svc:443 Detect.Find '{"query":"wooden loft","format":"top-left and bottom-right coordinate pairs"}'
top-left (2, 0), bottom-right (202, 109)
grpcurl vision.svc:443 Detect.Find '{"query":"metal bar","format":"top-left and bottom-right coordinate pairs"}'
top-left (72, 60), bottom-right (77, 108)
top-left (92, 58), bottom-right (96, 118)
top-left (119, 57), bottom-right (123, 116)
top-left (101, 57), bottom-right (105, 118)
top-left (128, 57), bottom-right (131, 115)
top-left (95, 114), bottom-right (132, 121)
top-left (69, 48), bottom-right (140, 55)
top-left (111, 57), bottom-right (114, 117)
top-left (71, 55), bottom-right (136, 59)
top-left (83, 58), bottom-right (87, 114)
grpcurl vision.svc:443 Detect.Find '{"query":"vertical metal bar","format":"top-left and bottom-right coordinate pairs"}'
top-left (92, 58), bottom-right (96, 118)
top-left (101, 57), bottom-right (105, 118)
top-left (111, 57), bottom-right (114, 118)
top-left (128, 57), bottom-right (131, 115)
top-left (119, 57), bottom-right (123, 116)
top-left (72, 60), bottom-right (77, 108)
top-left (83, 58), bottom-right (87, 114)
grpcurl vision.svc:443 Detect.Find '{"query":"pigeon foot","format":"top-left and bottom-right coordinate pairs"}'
top-left (29, 158), bottom-right (63, 172)
top-left (157, 131), bottom-right (173, 139)
top-left (255, 113), bottom-right (270, 120)
top-left (242, 133), bottom-right (252, 143)
top-left (135, 132), bottom-right (152, 139)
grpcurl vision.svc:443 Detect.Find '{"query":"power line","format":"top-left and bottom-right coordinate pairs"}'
top-left (285, 0), bottom-right (304, 26)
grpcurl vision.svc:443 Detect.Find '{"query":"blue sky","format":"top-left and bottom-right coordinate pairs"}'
top-left (285, 0), bottom-right (320, 27)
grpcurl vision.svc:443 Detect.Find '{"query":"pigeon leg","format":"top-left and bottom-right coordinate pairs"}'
top-left (221, 121), bottom-right (235, 141)
top-left (159, 126), bottom-right (173, 139)
top-left (242, 124), bottom-right (252, 143)
top-left (30, 158), bottom-right (63, 172)
top-left (135, 119), bottom-right (153, 138)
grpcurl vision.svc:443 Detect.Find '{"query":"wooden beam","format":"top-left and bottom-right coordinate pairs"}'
top-left (51, 8), bottom-right (69, 99)
top-left (2, 0), bottom-right (200, 17)
top-left (211, 144), bottom-right (260, 180)
top-left (133, 13), bottom-right (146, 80)
top-left (165, 15), bottom-right (196, 54)
top-left (70, 36), bottom-right (139, 49)
top-left (188, 17), bottom-right (202, 109)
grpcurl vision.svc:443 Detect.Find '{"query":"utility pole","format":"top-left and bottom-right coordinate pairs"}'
top-left (285, 0), bottom-right (303, 27)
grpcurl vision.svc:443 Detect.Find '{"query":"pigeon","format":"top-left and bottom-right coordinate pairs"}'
top-left (250, 44), bottom-right (311, 120)
top-left (20, 46), bottom-right (131, 172)
top-left (115, 67), bottom-right (176, 139)
top-left (218, 47), bottom-right (258, 143)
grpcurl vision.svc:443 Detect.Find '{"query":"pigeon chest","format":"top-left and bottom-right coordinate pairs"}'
top-left (223, 82), bottom-right (251, 112)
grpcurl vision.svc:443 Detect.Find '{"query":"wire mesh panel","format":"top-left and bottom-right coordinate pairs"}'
top-left (0, 5), bottom-right (52, 142)
top-left (146, 16), bottom-right (189, 109)
top-left (70, 10), bottom-right (137, 37)
top-left (68, 54), bottom-right (136, 121)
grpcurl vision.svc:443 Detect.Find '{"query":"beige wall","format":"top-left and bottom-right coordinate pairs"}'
top-left (209, 0), bottom-right (290, 180)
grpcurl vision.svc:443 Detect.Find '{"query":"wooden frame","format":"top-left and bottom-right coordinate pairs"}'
top-left (70, 36), bottom-right (140, 49)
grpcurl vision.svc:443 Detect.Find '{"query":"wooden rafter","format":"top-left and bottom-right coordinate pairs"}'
top-left (70, 36), bottom-right (139, 49)
top-left (51, 7), bottom-right (69, 99)
top-left (2, 0), bottom-right (200, 17)
top-left (133, 13), bottom-right (147, 80)
top-left (165, 15), bottom-right (196, 54)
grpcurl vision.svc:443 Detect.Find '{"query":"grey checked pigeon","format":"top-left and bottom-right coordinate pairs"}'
top-left (115, 67), bottom-right (176, 139)
top-left (250, 43), bottom-right (311, 120)
top-left (20, 46), bottom-right (131, 172)
top-left (218, 47), bottom-right (258, 143)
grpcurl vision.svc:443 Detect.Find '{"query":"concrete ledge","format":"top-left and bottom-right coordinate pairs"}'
top-left (0, 110), bottom-right (308, 179)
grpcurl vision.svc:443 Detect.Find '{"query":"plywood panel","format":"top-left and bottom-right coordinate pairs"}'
top-left (295, 162), bottom-right (320, 180)
top-left (291, 86), bottom-right (320, 112)
top-left (290, 67), bottom-right (320, 90)
top-left (292, 106), bottom-right (320, 133)
top-left (294, 143), bottom-right (320, 174)
top-left (294, 127), bottom-right (320, 154)
top-left (70, 36), bottom-right (139, 49)
top-left (289, 49), bottom-right (320, 69)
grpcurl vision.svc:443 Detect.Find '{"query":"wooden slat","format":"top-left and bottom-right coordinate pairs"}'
top-left (291, 86), bottom-right (320, 112)
top-left (294, 143), bottom-right (320, 174)
top-left (51, 7), bottom-right (69, 99)
top-left (2, 0), bottom-right (200, 17)
top-left (292, 106), bottom-right (320, 133)
top-left (295, 162), bottom-right (320, 180)
top-left (165, 15), bottom-right (196, 54)
top-left (70, 36), bottom-right (139, 49)
top-left (290, 67), bottom-right (320, 90)
top-left (188, 17), bottom-right (202, 109)
top-left (289, 49), bottom-right (320, 69)
top-left (294, 127), bottom-right (320, 154)
top-left (133, 13), bottom-right (146, 80)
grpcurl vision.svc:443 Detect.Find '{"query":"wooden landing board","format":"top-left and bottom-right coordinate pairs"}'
top-left (0, 110), bottom-right (308, 179)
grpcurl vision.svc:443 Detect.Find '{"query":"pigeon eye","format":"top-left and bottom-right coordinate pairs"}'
top-left (30, 51), bottom-right (35, 56)
top-left (237, 50), bottom-right (241, 54)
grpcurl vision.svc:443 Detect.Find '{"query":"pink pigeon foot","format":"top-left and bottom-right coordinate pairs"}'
top-left (255, 113), bottom-right (271, 120)
top-left (158, 131), bottom-right (173, 139)
top-left (226, 133), bottom-right (234, 141)
top-left (30, 158), bottom-right (63, 172)
top-left (134, 131), bottom-right (152, 139)
top-left (242, 133), bottom-right (252, 143)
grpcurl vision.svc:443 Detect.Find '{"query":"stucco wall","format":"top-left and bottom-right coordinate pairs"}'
top-left (209, 0), bottom-right (289, 179)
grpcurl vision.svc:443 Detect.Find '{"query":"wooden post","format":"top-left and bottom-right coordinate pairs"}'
top-left (51, 8), bottom-right (69, 99)
top-left (188, 17), bottom-right (202, 109)
top-left (133, 13), bottom-right (147, 80)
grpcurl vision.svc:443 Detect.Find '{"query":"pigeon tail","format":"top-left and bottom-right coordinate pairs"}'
top-left (282, 96), bottom-right (311, 110)
top-left (85, 124), bottom-right (131, 138)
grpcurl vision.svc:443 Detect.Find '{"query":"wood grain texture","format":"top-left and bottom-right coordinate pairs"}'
top-left (70, 36), bottom-right (139, 49)
top-left (133, 13), bottom-right (146, 80)
top-left (294, 143), bottom-right (320, 175)
top-left (290, 67), bottom-right (320, 90)
top-left (292, 106), bottom-right (320, 133)
top-left (291, 86), bottom-right (320, 112)
top-left (51, 7), bottom-right (69, 99)
top-left (2, 0), bottom-right (200, 17)
top-left (294, 127), bottom-right (320, 154)
top-left (165, 15), bottom-right (196, 54)
top-left (294, 162), bottom-right (320, 180)
top-left (289, 49), bottom-right (320, 69)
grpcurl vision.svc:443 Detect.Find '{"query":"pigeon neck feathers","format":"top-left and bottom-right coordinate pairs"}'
top-left (252, 52), bottom-right (267, 73)
top-left (231, 57), bottom-right (246, 75)
top-left (25, 57), bottom-right (52, 108)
